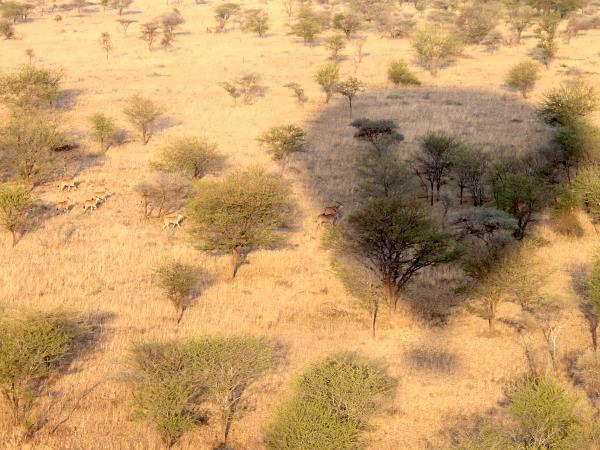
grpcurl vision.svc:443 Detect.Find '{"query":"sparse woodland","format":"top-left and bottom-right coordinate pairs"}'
top-left (1, 0), bottom-right (600, 448)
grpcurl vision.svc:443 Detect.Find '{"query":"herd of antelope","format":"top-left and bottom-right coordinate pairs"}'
top-left (55, 177), bottom-right (113, 215)
top-left (55, 176), bottom-right (342, 231)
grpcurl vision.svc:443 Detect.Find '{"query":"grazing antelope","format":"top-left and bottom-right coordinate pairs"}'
top-left (93, 189), bottom-right (112, 202)
top-left (323, 202), bottom-right (343, 216)
top-left (316, 213), bottom-right (337, 228)
top-left (58, 177), bottom-right (79, 191)
top-left (82, 197), bottom-right (100, 213)
top-left (56, 199), bottom-right (71, 214)
top-left (163, 213), bottom-right (185, 229)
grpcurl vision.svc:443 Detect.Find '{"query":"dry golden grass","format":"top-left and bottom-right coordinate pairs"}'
top-left (1, 0), bottom-right (600, 448)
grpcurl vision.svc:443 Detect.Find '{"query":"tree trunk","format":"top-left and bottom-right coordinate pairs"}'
top-left (592, 323), bottom-right (598, 352)
top-left (11, 230), bottom-right (17, 247)
top-left (371, 302), bottom-right (378, 337)
top-left (231, 246), bottom-right (242, 278)
top-left (348, 98), bottom-right (353, 119)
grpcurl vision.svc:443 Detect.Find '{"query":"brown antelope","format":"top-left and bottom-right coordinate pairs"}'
top-left (58, 177), bottom-right (79, 191)
top-left (163, 213), bottom-right (185, 229)
top-left (82, 197), bottom-right (100, 213)
top-left (56, 199), bottom-right (71, 214)
top-left (93, 189), bottom-right (112, 202)
top-left (323, 202), bottom-right (343, 216)
top-left (316, 213), bottom-right (337, 228)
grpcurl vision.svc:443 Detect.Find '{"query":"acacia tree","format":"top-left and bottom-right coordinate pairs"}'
top-left (140, 22), bottom-right (160, 50)
top-left (123, 95), bottom-right (165, 145)
top-left (154, 137), bottom-right (222, 179)
top-left (413, 131), bottom-right (462, 206)
top-left (0, 311), bottom-right (90, 427)
top-left (186, 169), bottom-right (290, 278)
top-left (0, 112), bottom-right (67, 184)
top-left (585, 256), bottom-right (600, 351)
top-left (0, 65), bottom-right (61, 109)
top-left (257, 125), bottom-right (305, 163)
top-left (350, 118), bottom-right (404, 156)
top-left (506, 5), bottom-right (535, 44)
top-left (335, 77), bottom-right (364, 119)
top-left (449, 144), bottom-right (488, 206)
top-left (214, 3), bottom-right (240, 32)
top-left (506, 61), bottom-right (540, 98)
top-left (154, 261), bottom-right (199, 324)
top-left (290, 5), bottom-right (321, 45)
top-left (314, 63), bottom-right (339, 104)
top-left (411, 26), bottom-right (462, 76)
top-left (0, 184), bottom-right (35, 246)
top-left (347, 196), bottom-right (457, 310)
top-left (89, 113), bottom-right (117, 152)
top-left (324, 34), bottom-right (346, 61)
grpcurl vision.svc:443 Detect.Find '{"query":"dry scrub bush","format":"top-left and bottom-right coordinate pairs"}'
top-left (0, 19), bottom-right (15, 39)
top-left (456, 3), bottom-right (498, 45)
top-left (505, 61), bottom-right (540, 98)
top-left (449, 144), bottom-right (488, 206)
top-left (265, 353), bottom-right (396, 450)
top-left (506, 5), bottom-right (535, 44)
top-left (135, 175), bottom-right (190, 218)
top-left (89, 113), bottom-right (117, 152)
top-left (584, 255), bottom-right (600, 351)
top-left (257, 125), bottom-right (305, 162)
top-left (111, 0), bottom-right (133, 15)
top-left (553, 121), bottom-right (600, 176)
top-left (220, 73), bottom-right (263, 104)
top-left (0, 66), bottom-right (61, 109)
top-left (185, 169), bottom-right (290, 278)
top-left (387, 60), bottom-right (421, 87)
top-left (324, 34), bottom-right (346, 60)
top-left (574, 351), bottom-right (600, 401)
top-left (153, 137), bottom-right (222, 179)
top-left (0, 184), bottom-right (35, 246)
top-left (332, 12), bottom-right (361, 39)
top-left (214, 3), bottom-right (240, 32)
top-left (154, 261), bottom-right (199, 324)
top-left (535, 12), bottom-right (560, 67)
top-left (140, 21), bottom-right (160, 50)
top-left (129, 336), bottom-right (280, 448)
top-left (123, 95), bottom-right (165, 145)
top-left (283, 82), bottom-right (306, 103)
top-left (0, 311), bottom-right (91, 427)
top-left (411, 26), bottom-right (462, 76)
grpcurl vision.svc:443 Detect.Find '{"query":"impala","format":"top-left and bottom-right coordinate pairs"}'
top-left (316, 213), bottom-right (337, 227)
top-left (58, 177), bottom-right (79, 191)
top-left (163, 213), bottom-right (185, 229)
top-left (323, 202), bottom-right (343, 216)
top-left (56, 199), bottom-right (71, 214)
top-left (82, 198), bottom-right (100, 213)
top-left (93, 189), bottom-right (112, 202)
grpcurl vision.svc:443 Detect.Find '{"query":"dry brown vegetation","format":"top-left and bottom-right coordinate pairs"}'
top-left (1, 0), bottom-right (600, 448)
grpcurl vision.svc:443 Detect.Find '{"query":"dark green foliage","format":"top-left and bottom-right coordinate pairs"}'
top-left (493, 173), bottom-right (555, 238)
top-left (413, 131), bottom-right (462, 205)
top-left (186, 169), bottom-right (290, 277)
top-left (0, 184), bottom-right (35, 246)
top-left (0, 311), bottom-right (90, 426)
top-left (449, 144), bottom-right (488, 206)
top-left (154, 137), bottom-right (222, 178)
top-left (0, 66), bottom-right (61, 109)
top-left (387, 60), bottom-right (421, 87)
top-left (553, 121), bottom-right (600, 179)
top-left (451, 207), bottom-right (518, 247)
top-left (572, 166), bottom-right (600, 221)
top-left (154, 261), bottom-right (199, 324)
top-left (258, 125), bottom-right (306, 162)
top-left (347, 196), bottom-right (458, 308)
top-left (350, 118), bottom-right (404, 155)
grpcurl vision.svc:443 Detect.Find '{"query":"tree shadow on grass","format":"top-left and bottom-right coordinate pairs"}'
top-left (296, 86), bottom-right (549, 326)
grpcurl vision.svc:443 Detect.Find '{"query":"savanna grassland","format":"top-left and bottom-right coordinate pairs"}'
top-left (1, 0), bottom-right (600, 448)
